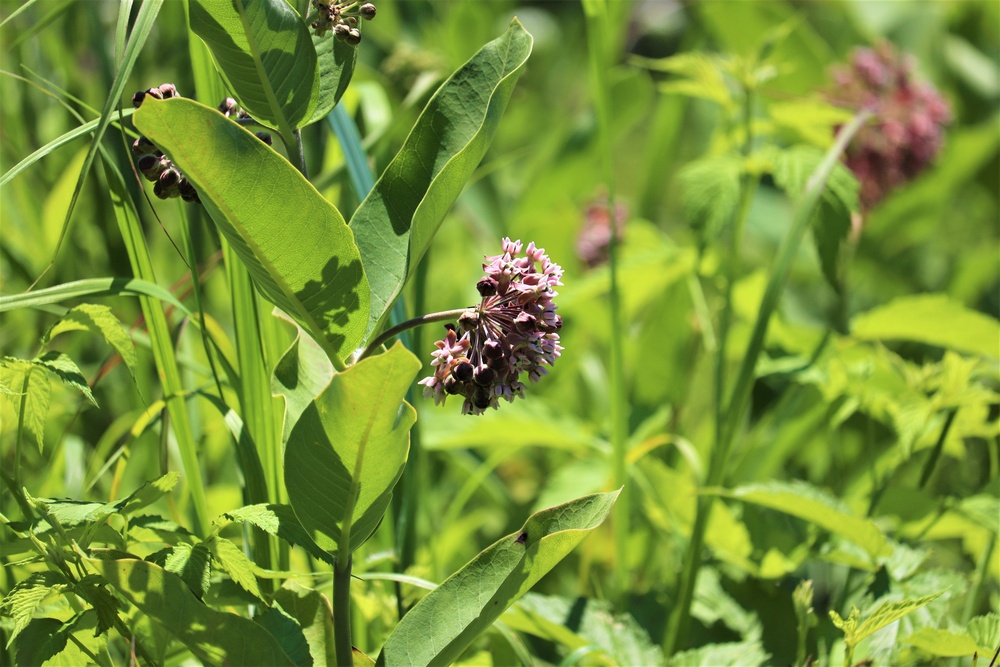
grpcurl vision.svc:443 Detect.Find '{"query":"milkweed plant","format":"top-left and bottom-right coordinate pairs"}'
top-left (1, 1), bottom-right (996, 666)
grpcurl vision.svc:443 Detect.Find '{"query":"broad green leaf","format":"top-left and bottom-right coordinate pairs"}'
top-left (33, 351), bottom-right (96, 406)
top-left (376, 489), bottom-right (620, 666)
top-left (0, 277), bottom-right (190, 315)
top-left (350, 19), bottom-right (532, 335)
top-left (115, 471), bottom-right (180, 517)
top-left (285, 342), bottom-right (420, 556)
top-left (84, 556), bottom-right (296, 666)
top-left (134, 97), bottom-right (369, 361)
top-left (43, 304), bottom-right (137, 377)
top-left (671, 641), bottom-right (770, 667)
top-left (217, 503), bottom-right (334, 565)
top-left (273, 581), bottom-right (337, 667)
top-left (902, 627), bottom-right (981, 657)
top-left (719, 480), bottom-right (889, 558)
top-left (209, 537), bottom-right (264, 602)
top-left (273, 318), bottom-right (334, 444)
top-left (18, 612), bottom-right (105, 667)
top-left (257, 604), bottom-right (312, 667)
top-left (190, 0), bottom-right (318, 132)
top-left (14, 617), bottom-right (68, 667)
top-left (308, 26), bottom-right (357, 123)
top-left (852, 294), bottom-right (1000, 359)
top-left (1, 571), bottom-right (69, 647)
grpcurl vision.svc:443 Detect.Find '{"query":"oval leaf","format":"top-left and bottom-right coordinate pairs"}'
top-left (376, 489), bottom-right (620, 667)
top-left (133, 97), bottom-right (369, 360)
top-left (350, 19), bottom-right (533, 334)
top-left (285, 342), bottom-right (421, 556)
top-left (308, 28), bottom-right (357, 123)
top-left (719, 481), bottom-right (889, 559)
top-left (191, 0), bottom-right (318, 131)
top-left (851, 293), bottom-right (1000, 359)
top-left (83, 556), bottom-right (295, 666)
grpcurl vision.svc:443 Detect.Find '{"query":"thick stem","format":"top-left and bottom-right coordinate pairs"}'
top-left (355, 308), bottom-right (468, 363)
top-left (333, 556), bottom-right (354, 666)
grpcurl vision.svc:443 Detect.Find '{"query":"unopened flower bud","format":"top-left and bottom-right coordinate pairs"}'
top-left (514, 312), bottom-right (536, 333)
top-left (458, 309), bottom-right (479, 331)
top-left (132, 91), bottom-right (147, 108)
top-left (473, 365), bottom-right (495, 387)
top-left (444, 376), bottom-right (463, 395)
top-left (219, 98), bottom-right (239, 117)
top-left (255, 131), bottom-right (273, 146)
top-left (360, 3), bottom-right (376, 19)
top-left (452, 360), bottom-right (474, 382)
top-left (136, 154), bottom-right (159, 178)
top-left (346, 28), bottom-right (361, 46)
top-left (179, 179), bottom-right (199, 203)
top-left (153, 180), bottom-right (168, 199)
top-left (333, 23), bottom-right (350, 39)
top-left (483, 340), bottom-right (503, 359)
top-left (158, 83), bottom-right (178, 99)
top-left (477, 276), bottom-right (498, 297)
top-left (159, 168), bottom-right (180, 188)
top-left (472, 386), bottom-right (492, 409)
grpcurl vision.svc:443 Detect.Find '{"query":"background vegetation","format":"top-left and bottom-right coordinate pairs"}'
top-left (1, 0), bottom-right (998, 665)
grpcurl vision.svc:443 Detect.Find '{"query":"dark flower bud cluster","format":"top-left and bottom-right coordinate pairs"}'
top-left (310, 0), bottom-right (376, 45)
top-left (826, 42), bottom-right (951, 211)
top-left (419, 238), bottom-right (563, 416)
top-left (577, 194), bottom-right (628, 269)
top-left (131, 88), bottom-right (275, 204)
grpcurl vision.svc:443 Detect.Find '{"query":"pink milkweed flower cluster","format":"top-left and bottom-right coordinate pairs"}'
top-left (827, 42), bottom-right (951, 212)
top-left (419, 238), bottom-right (563, 415)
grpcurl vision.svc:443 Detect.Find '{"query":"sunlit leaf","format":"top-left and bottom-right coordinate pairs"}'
top-left (133, 97), bottom-right (369, 361)
top-left (273, 581), bottom-right (337, 667)
top-left (33, 351), bottom-right (96, 406)
top-left (209, 537), bottom-right (264, 602)
top-left (43, 303), bottom-right (137, 377)
top-left (376, 489), bottom-right (619, 666)
top-left (0, 571), bottom-right (69, 646)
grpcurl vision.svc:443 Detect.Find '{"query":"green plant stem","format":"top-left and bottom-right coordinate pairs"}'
top-left (333, 556), bottom-right (354, 666)
top-left (918, 408), bottom-right (958, 489)
top-left (583, 0), bottom-right (630, 601)
top-left (355, 308), bottom-right (468, 363)
top-left (663, 110), bottom-right (871, 656)
top-left (962, 531), bottom-right (995, 625)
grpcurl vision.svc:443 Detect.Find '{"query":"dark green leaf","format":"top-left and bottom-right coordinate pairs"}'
top-left (163, 543), bottom-right (213, 599)
top-left (14, 617), bottom-right (67, 667)
top-left (273, 581), bottom-right (337, 667)
top-left (350, 19), bottom-right (532, 335)
top-left (74, 575), bottom-right (119, 637)
top-left (217, 503), bottom-right (334, 565)
top-left (257, 604), bottom-right (312, 667)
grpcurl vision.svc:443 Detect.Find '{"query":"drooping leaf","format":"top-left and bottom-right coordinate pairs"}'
top-left (851, 294), bottom-right (1000, 359)
top-left (85, 556), bottom-right (296, 666)
top-left (376, 489), bottom-right (619, 666)
top-left (1, 571), bottom-right (69, 647)
top-left (43, 303), bottom-right (137, 377)
top-left (718, 480), bottom-right (889, 558)
top-left (216, 503), bottom-right (334, 565)
top-left (350, 19), bottom-right (532, 335)
top-left (73, 575), bottom-right (120, 637)
top-left (14, 617), bottom-right (68, 667)
top-left (831, 591), bottom-right (945, 648)
top-left (208, 537), bottom-right (264, 602)
top-left (6, 360), bottom-right (51, 453)
top-left (115, 471), bottom-right (181, 517)
top-left (285, 342), bottom-right (420, 556)
top-left (133, 97), bottom-right (369, 361)
top-left (273, 581), bottom-right (337, 667)
top-left (33, 350), bottom-right (96, 406)
top-left (308, 25), bottom-right (357, 123)
top-left (163, 542), bottom-right (214, 600)
top-left (190, 0), bottom-right (318, 131)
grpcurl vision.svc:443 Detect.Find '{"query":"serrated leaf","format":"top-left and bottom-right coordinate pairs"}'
top-left (133, 97), bottom-right (369, 360)
top-left (257, 604), bottom-right (312, 667)
top-left (852, 294), bottom-right (1000, 359)
top-left (285, 342), bottom-right (420, 556)
top-left (678, 153), bottom-right (743, 244)
top-left (190, 0), bottom-right (318, 130)
top-left (209, 537), bottom-right (263, 602)
top-left (14, 617), bottom-right (68, 667)
top-left (74, 576), bottom-right (119, 637)
top-left (767, 145), bottom-right (858, 290)
top-left (719, 480), bottom-right (889, 558)
top-left (670, 640), bottom-right (770, 667)
top-left (33, 350), bottom-right (96, 406)
top-left (273, 581), bottom-right (337, 667)
top-left (350, 19), bottom-right (532, 335)
top-left (640, 52), bottom-right (734, 109)
top-left (902, 627), bottom-right (981, 657)
top-left (163, 543), bottom-right (213, 599)
top-left (1, 571), bottom-right (69, 646)
top-left (21, 362), bottom-right (51, 453)
top-left (42, 303), bottom-right (138, 376)
top-left (852, 592), bottom-right (944, 644)
top-left (84, 556), bottom-right (296, 666)
top-left (376, 489), bottom-right (619, 666)
top-left (968, 613), bottom-right (1000, 652)
top-left (217, 503), bottom-right (334, 565)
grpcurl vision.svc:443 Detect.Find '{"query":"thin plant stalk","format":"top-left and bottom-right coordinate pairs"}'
top-left (583, 0), bottom-right (630, 600)
top-left (663, 110), bottom-right (871, 655)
